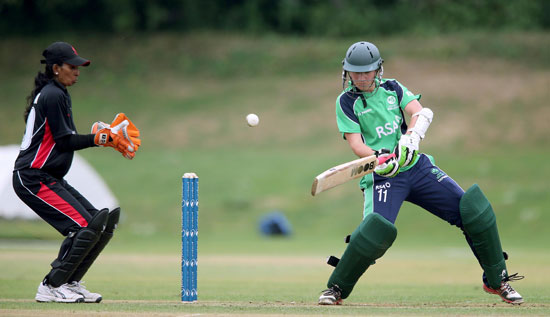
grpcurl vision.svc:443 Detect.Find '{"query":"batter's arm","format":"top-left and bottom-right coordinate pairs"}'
top-left (403, 99), bottom-right (433, 140)
top-left (403, 99), bottom-right (423, 134)
top-left (344, 132), bottom-right (376, 158)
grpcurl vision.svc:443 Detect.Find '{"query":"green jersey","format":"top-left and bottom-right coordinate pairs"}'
top-left (335, 78), bottom-right (421, 188)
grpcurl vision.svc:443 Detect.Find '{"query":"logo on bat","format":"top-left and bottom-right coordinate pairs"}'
top-left (350, 161), bottom-right (375, 177)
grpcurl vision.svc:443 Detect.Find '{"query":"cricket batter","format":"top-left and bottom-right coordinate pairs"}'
top-left (318, 41), bottom-right (523, 305)
top-left (12, 42), bottom-right (141, 303)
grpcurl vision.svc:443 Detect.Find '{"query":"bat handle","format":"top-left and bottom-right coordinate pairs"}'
top-left (377, 153), bottom-right (396, 165)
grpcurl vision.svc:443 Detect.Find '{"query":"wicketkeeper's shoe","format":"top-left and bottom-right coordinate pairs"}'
top-left (35, 281), bottom-right (84, 303)
top-left (65, 281), bottom-right (103, 303)
top-left (483, 273), bottom-right (524, 305)
top-left (318, 285), bottom-right (343, 305)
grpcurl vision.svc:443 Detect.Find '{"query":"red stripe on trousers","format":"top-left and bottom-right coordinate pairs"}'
top-left (37, 182), bottom-right (88, 227)
top-left (31, 119), bottom-right (55, 169)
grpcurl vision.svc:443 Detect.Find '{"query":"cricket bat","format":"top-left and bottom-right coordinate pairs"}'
top-left (311, 154), bottom-right (395, 196)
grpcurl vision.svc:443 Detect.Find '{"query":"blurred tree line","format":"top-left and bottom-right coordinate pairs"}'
top-left (1, 0), bottom-right (549, 36)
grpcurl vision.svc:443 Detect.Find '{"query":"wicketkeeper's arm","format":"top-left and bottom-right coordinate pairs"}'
top-left (55, 134), bottom-right (96, 152)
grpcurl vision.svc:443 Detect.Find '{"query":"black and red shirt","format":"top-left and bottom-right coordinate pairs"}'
top-left (14, 80), bottom-right (78, 179)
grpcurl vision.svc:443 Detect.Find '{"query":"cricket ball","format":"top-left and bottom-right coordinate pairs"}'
top-left (246, 113), bottom-right (259, 127)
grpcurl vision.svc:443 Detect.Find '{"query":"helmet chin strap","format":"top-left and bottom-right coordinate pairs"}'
top-left (370, 66), bottom-right (383, 91)
top-left (343, 67), bottom-right (383, 95)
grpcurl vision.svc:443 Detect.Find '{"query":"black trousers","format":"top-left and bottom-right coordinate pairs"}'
top-left (13, 169), bottom-right (98, 236)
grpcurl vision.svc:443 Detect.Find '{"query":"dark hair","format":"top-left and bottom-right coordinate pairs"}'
top-left (24, 64), bottom-right (56, 122)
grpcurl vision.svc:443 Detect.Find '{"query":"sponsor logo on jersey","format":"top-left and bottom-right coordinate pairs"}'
top-left (386, 96), bottom-right (399, 110)
top-left (375, 115), bottom-right (403, 138)
top-left (358, 109), bottom-right (372, 116)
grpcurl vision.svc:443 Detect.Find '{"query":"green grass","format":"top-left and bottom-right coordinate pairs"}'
top-left (1, 246), bottom-right (549, 315)
top-left (0, 31), bottom-right (549, 315)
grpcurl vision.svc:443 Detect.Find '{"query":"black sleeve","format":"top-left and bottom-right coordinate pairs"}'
top-left (55, 134), bottom-right (96, 152)
top-left (44, 91), bottom-right (75, 139)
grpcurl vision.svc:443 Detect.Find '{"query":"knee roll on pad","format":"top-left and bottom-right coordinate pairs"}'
top-left (460, 184), bottom-right (507, 289)
top-left (460, 185), bottom-right (496, 234)
top-left (87, 208), bottom-right (109, 232)
top-left (328, 213), bottom-right (397, 299)
top-left (105, 207), bottom-right (120, 233)
top-left (46, 209), bottom-right (109, 287)
top-left (69, 208), bottom-right (120, 282)
top-left (351, 213), bottom-right (397, 259)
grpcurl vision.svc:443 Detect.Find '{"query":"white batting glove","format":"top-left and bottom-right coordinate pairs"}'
top-left (394, 133), bottom-right (420, 168)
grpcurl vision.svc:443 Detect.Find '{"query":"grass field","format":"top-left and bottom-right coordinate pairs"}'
top-left (0, 31), bottom-right (549, 315)
top-left (1, 244), bottom-right (550, 316)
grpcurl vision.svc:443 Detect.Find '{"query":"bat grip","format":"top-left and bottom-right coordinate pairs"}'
top-left (377, 153), bottom-right (396, 165)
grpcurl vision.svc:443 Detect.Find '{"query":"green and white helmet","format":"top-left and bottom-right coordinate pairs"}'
top-left (342, 41), bottom-right (383, 72)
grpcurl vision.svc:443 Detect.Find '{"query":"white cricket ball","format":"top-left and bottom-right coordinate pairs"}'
top-left (246, 113), bottom-right (259, 127)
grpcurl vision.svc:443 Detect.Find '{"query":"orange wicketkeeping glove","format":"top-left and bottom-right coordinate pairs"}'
top-left (109, 113), bottom-right (141, 151)
top-left (91, 113), bottom-right (141, 159)
top-left (93, 125), bottom-right (135, 159)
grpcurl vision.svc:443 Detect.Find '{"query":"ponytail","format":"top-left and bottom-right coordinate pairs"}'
top-left (24, 64), bottom-right (55, 122)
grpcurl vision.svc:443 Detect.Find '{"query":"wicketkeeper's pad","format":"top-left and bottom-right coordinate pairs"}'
top-left (69, 208), bottom-right (120, 282)
top-left (46, 209), bottom-right (108, 287)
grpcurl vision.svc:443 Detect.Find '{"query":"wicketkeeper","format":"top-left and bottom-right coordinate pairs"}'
top-left (12, 42), bottom-right (141, 303)
top-left (318, 41), bottom-right (523, 305)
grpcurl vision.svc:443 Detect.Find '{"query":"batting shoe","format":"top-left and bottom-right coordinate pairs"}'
top-left (35, 282), bottom-right (84, 303)
top-left (65, 281), bottom-right (103, 303)
top-left (483, 273), bottom-right (524, 305)
top-left (318, 285), bottom-right (343, 305)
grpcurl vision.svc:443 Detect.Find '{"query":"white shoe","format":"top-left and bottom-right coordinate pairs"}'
top-left (65, 281), bottom-right (103, 303)
top-left (318, 285), bottom-right (343, 305)
top-left (35, 282), bottom-right (84, 303)
top-left (483, 272), bottom-right (524, 305)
